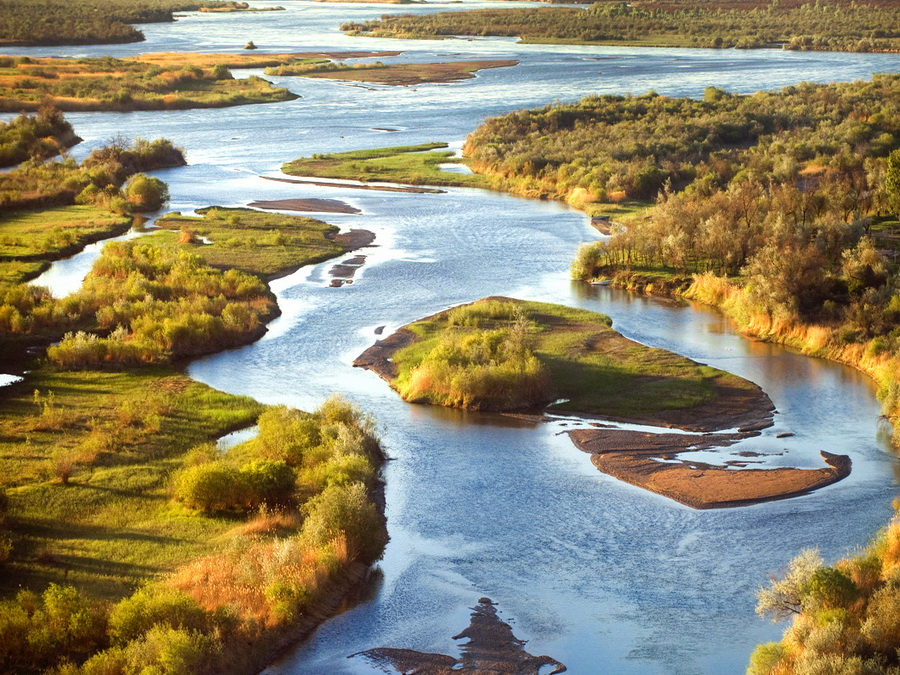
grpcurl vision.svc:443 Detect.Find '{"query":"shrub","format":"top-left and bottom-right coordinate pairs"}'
top-left (802, 567), bottom-right (859, 612)
top-left (124, 173), bottom-right (169, 211)
top-left (747, 642), bottom-right (785, 675)
top-left (109, 587), bottom-right (209, 645)
top-left (121, 625), bottom-right (219, 674)
top-left (173, 463), bottom-right (246, 512)
top-left (0, 585), bottom-right (108, 673)
top-left (860, 585), bottom-right (900, 653)
top-left (300, 481), bottom-right (386, 561)
top-left (239, 460), bottom-right (296, 507)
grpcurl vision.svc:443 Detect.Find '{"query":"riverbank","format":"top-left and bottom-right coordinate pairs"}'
top-left (588, 268), bottom-right (900, 448)
top-left (340, 2), bottom-right (900, 53)
top-left (0, 197), bottom-right (387, 673)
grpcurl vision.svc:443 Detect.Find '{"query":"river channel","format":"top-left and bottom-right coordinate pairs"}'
top-left (13, 3), bottom-right (900, 672)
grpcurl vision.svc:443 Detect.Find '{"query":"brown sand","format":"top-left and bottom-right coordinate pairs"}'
top-left (353, 327), bottom-right (418, 378)
top-left (325, 230), bottom-right (376, 287)
top-left (353, 598), bottom-right (566, 674)
top-left (569, 428), bottom-right (850, 509)
top-left (248, 198), bottom-right (361, 214)
top-left (304, 60), bottom-right (519, 86)
top-left (329, 228), bottom-right (376, 250)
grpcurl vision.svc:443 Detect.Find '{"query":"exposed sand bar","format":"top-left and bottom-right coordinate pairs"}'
top-left (302, 59), bottom-right (519, 86)
top-left (569, 428), bottom-right (851, 509)
top-left (248, 198), bottom-right (361, 214)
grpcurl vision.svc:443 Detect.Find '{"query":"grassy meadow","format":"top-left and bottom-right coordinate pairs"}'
top-left (154, 207), bottom-right (347, 278)
top-left (283, 143), bottom-right (490, 189)
top-left (0, 54), bottom-right (297, 112)
top-left (386, 297), bottom-right (752, 419)
top-left (0, 206), bottom-right (131, 267)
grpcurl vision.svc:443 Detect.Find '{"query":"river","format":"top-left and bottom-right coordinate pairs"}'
top-left (16, 2), bottom-right (900, 672)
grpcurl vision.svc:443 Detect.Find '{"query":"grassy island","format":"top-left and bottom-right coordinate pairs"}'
top-left (266, 59), bottom-right (518, 86)
top-left (453, 75), bottom-right (900, 666)
top-left (355, 297), bottom-right (849, 509)
top-left (283, 143), bottom-right (489, 189)
top-left (0, 53), bottom-right (301, 112)
top-left (154, 207), bottom-right (352, 279)
top-left (0, 0), bottom-right (256, 47)
top-left (341, 0), bottom-right (900, 53)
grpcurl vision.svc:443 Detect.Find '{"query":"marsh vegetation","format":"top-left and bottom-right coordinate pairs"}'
top-left (343, 0), bottom-right (900, 52)
top-left (283, 143), bottom-right (488, 189)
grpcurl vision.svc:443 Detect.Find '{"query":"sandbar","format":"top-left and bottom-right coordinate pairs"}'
top-left (248, 198), bottom-right (361, 214)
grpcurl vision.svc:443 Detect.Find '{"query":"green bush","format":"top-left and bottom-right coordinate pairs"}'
top-left (747, 642), bottom-right (785, 675)
top-left (124, 173), bottom-right (169, 211)
top-left (109, 588), bottom-right (209, 645)
top-left (300, 481), bottom-right (386, 561)
top-left (173, 463), bottom-right (246, 512)
top-left (0, 585), bottom-right (108, 673)
top-left (239, 460), bottom-right (296, 506)
top-left (121, 625), bottom-right (218, 675)
top-left (802, 567), bottom-right (859, 612)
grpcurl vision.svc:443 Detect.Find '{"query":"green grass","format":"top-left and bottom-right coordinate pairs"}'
top-left (0, 205), bottom-right (131, 262)
top-left (0, 367), bottom-right (264, 600)
top-left (0, 260), bottom-right (49, 285)
top-left (282, 143), bottom-right (490, 189)
top-left (583, 200), bottom-right (651, 220)
top-left (154, 207), bottom-right (347, 278)
top-left (0, 55), bottom-right (297, 112)
top-left (388, 298), bottom-right (754, 419)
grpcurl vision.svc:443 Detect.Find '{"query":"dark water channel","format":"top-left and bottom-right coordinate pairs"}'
top-left (16, 4), bottom-right (900, 671)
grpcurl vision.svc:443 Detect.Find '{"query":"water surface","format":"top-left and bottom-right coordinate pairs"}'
top-left (16, 7), bottom-right (900, 672)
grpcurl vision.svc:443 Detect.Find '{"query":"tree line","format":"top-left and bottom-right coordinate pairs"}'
top-left (464, 75), bottom-right (899, 205)
top-left (0, 106), bottom-right (80, 168)
top-left (342, 0), bottom-right (900, 52)
top-left (0, 0), bottom-right (237, 46)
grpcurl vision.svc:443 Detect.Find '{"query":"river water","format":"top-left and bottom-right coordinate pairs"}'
top-left (15, 3), bottom-right (900, 672)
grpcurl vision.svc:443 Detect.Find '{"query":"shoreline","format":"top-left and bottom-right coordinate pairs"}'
top-left (0, 206), bottom-right (388, 674)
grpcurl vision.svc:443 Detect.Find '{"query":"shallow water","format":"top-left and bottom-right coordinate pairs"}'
top-left (17, 5), bottom-right (900, 672)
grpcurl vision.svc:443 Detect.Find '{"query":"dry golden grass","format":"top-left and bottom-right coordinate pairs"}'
top-left (220, 509), bottom-right (302, 539)
top-left (170, 534), bottom-right (348, 625)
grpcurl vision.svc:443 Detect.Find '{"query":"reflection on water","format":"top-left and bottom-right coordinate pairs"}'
top-left (8, 8), bottom-right (899, 672)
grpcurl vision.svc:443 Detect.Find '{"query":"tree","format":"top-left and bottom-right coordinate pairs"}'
top-left (886, 149), bottom-right (900, 218)
top-left (124, 173), bottom-right (168, 211)
top-left (756, 548), bottom-right (823, 621)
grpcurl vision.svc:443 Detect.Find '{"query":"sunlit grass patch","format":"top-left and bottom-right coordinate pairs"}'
top-left (283, 143), bottom-right (489, 189)
top-left (386, 297), bottom-right (746, 418)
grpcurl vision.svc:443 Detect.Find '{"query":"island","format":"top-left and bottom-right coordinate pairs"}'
top-left (354, 297), bottom-right (850, 508)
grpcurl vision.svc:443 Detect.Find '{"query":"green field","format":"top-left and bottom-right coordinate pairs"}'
top-left (383, 297), bottom-right (756, 419)
top-left (154, 207), bottom-right (347, 278)
top-left (283, 143), bottom-right (490, 189)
